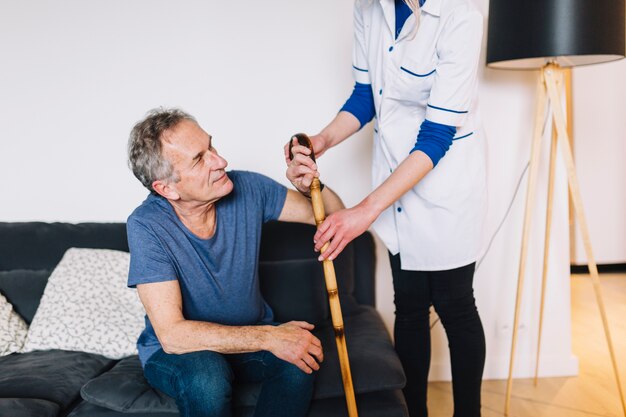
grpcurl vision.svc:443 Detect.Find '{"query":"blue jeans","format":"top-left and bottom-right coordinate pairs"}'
top-left (144, 349), bottom-right (314, 417)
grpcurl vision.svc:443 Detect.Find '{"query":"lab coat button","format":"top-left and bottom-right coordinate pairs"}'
top-left (388, 46), bottom-right (394, 52)
top-left (397, 207), bottom-right (402, 213)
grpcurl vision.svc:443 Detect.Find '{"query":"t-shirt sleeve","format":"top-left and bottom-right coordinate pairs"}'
top-left (246, 172), bottom-right (288, 223)
top-left (127, 217), bottom-right (177, 288)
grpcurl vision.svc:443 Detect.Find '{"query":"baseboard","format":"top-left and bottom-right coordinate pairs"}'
top-left (428, 354), bottom-right (579, 382)
top-left (571, 263), bottom-right (626, 274)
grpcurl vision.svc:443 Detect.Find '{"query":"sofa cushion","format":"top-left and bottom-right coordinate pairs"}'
top-left (80, 307), bottom-right (404, 413)
top-left (81, 356), bottom-right (178, 414)
top-left (81, 356), bottom-right (257, 412)
top-left (68, 400), bottom-right (180, 417)
top-left (23, 248), bottom-right (145, 359)
top-left (0, 269), bottom-right (50, 324)
top-left (0, 398), bottom-right (60, 417)
top-left (71, 391), bottom-right (407, 417)
top-left (0, 293), bottom-right (28, 355)
top-left (309, 390), bottom-right (408, 417)
top-left (0, 349), bottom-right (115, 408)
top-left (313, 306), bottom-right (405, 398)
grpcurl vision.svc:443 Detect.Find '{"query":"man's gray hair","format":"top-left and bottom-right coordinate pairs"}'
top-left (128, 108), bottom-right (196, 193)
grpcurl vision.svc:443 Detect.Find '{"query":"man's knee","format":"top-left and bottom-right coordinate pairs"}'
top-left (150, 350), bottom-right (234, 415)
top-left (273, 356), bottom-right (315, 395)
top-left (260, 352), bottom-right (315, 390)
top-left (288, 361), bottom-right (315, 385)
top-left (179, 351), bottom-right (234, 401)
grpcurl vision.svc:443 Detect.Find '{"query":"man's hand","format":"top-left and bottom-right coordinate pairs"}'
top-left (267, 321), bottom-right (323, 374)
top-left (283, 134), bottom-right (329, 166)
top-left (314, 203), bottom-right (378, 261)
top-left (285, 137), bottom-right (321, 196)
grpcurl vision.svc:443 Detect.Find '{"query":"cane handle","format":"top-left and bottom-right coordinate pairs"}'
top-left (288, 133), bottom-right (317, 162)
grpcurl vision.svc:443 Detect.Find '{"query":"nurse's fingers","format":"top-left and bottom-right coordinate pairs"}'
top-left (322, 239), bottom-right (348, 262)
top-left (313, 219), bottom-right (332, 248)
top-left (315, 224), bottom-right (339, 254)
top-left (317, 232), bottom-right (344, 261)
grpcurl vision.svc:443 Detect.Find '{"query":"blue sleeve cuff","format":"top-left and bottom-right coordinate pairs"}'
top-left (410, 119), bottom-right (456, 167)
top-left (339, 82), bottom-right (376, 129)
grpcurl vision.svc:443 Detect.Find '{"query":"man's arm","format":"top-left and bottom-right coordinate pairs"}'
top-left (278, 187), bottom-right (344, 225)
top-left (137, 280), bottom-right (324, 373)
top-left (279, 138), bottom-right (345, 225)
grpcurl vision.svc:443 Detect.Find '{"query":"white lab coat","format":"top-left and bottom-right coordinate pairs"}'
top-left (352, 0), bottom-right (487, 270)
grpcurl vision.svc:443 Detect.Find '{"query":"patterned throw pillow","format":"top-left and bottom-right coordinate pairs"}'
top-left (0, 293), bottom-right (28, 356)
top-left (22, 248), bottom-right (145, 359)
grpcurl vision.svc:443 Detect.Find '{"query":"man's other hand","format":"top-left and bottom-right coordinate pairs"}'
top-left (268, 321), bottom-right (324, 374)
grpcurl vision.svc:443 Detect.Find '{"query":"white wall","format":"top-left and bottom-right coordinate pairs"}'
top-left (1, 0), bottom-right (590, 380)
top-left (571, 60), bottom-right (626, 265)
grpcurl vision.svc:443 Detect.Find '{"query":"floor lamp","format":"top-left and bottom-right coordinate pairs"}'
top-left (485, 1), bottom-right (626, 416)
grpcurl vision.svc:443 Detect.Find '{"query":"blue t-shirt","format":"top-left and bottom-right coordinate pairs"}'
top-left (127, 170), bottom-right (288, 366)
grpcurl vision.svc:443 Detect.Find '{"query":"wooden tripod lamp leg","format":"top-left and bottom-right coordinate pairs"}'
top-left (544, 65), bottom-right (626, 417)
top-left (534, 122), bottom-right (558, 386)
top-left (505, 71), bottom-right (549, 416)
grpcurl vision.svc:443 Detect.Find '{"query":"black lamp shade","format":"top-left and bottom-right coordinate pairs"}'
top-left (487, 0), bottom-right (625, 69)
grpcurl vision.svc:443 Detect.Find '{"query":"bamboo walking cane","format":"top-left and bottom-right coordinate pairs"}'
top-left (289, 133), bottom-right (359, 417)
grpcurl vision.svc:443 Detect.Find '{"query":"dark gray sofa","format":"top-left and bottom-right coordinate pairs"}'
top-left (0, 221), bottom-right (407, 417)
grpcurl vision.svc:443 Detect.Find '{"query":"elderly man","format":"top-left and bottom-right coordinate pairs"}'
top-left (126, 108), bottom-right (344, 417)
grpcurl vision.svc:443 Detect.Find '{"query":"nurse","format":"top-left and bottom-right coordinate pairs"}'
top-left (285, 0), bottom-right (487, 416)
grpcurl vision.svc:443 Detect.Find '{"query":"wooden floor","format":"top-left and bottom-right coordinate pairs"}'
top-left (427, 272), bottom-right (626, 417)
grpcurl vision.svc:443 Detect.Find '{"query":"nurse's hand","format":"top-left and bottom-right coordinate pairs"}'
top-left (308, 134), bottom-right (329, 158)
top-left (285, 137), bottom-right (320, 195)
top-left (314, 204), bottom-right (378, 261)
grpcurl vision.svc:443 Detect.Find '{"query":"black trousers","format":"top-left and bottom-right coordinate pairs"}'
top-left (390, 253), bottom-right (486, 417)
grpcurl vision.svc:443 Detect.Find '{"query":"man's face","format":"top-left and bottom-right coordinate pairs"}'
top-left (158, 119), bottom-right (233, 204)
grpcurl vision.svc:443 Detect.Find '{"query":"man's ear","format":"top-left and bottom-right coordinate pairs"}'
top-left (152, 180), bottom-right (180, 201)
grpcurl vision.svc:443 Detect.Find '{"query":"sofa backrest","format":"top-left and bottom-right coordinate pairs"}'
top-left (0, 222), bottom-right (129, 323)
top-left (259, 222), bottom-right (376, 308)
top-left (0, 222), bottom-right (130, 271)
top-left (0, 221), bottom-right (376, 325)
